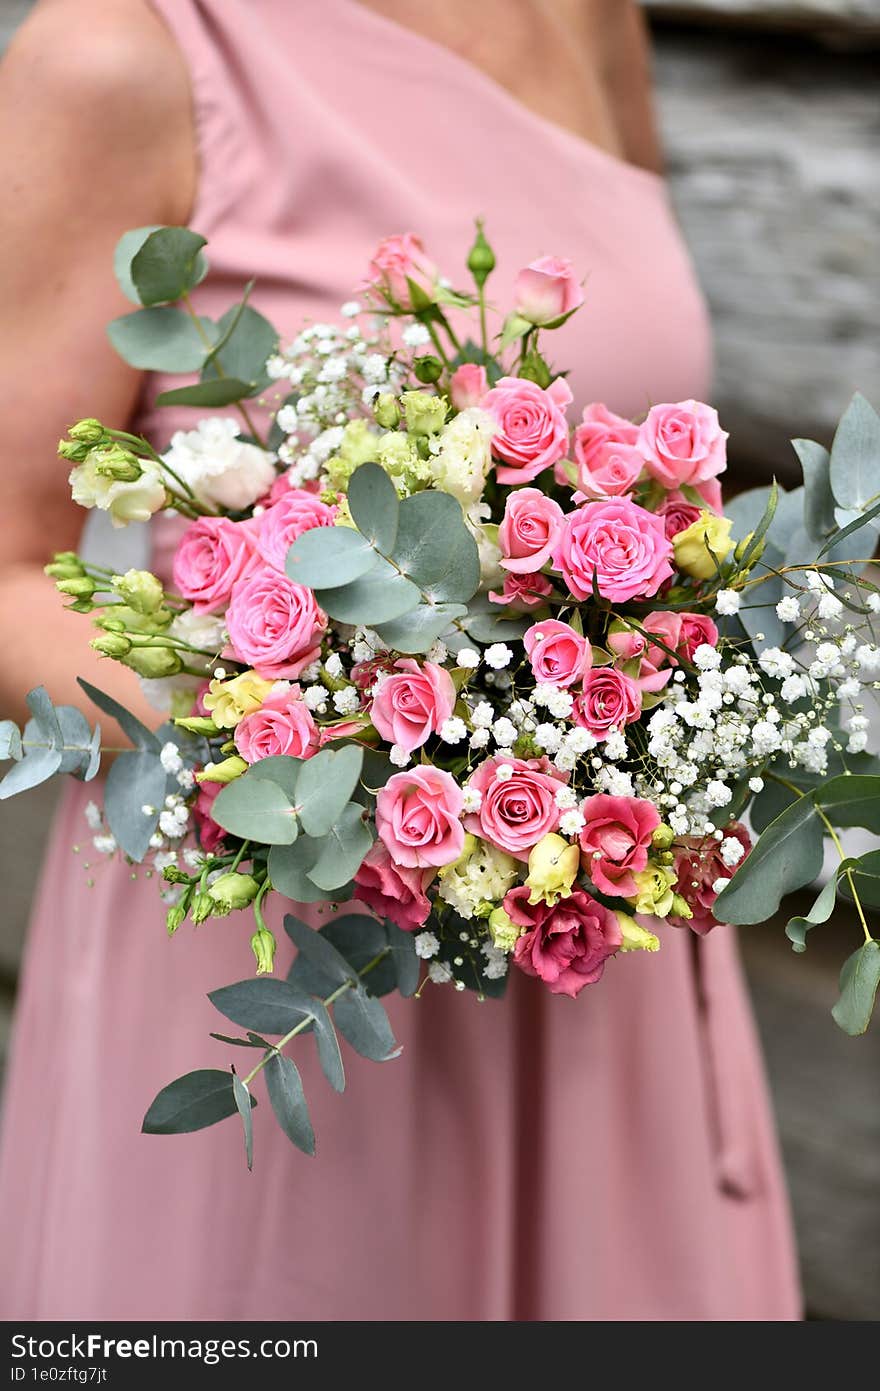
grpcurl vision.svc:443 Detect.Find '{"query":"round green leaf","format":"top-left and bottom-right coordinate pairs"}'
top-left (348, 462), bottom-right (399, 552)
top-left (831, 940), bottom-right (880, 1036)
top-left (713, 793), bottom-right (823, 925)
top-left (296, 745), bottom-right (364, 838)
top-left (107, 307), bottom-right (216, 373)
top-left (130, 227), bottom-right (208, 306)
top-left (211, 774), bottom-right (298, 844)
top-left (208, 978), bottom-right (318, 1036)
top-left (306, 803), bottom-right (373, 891)
top-left (829, 392), bottom-right (880, 512)
top-left (286, 525), bottom-right (378, 589)
top-left (267, 838), bottom-right (327, 903)
top-left (316, 559), bottom-right (420, 625)
top-left (373, 602), bottom-right (467, 654)
top-left (156, 378), bottom-right (254, 408)
top-left (202, 303), bottom-right (278, 386)
top-left (391, 490), bottom-right (480, 603)
top-left (104, 749), bottom-right (165, 861)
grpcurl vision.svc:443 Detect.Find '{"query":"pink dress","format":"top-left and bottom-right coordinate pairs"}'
top-left (0, 0), bottom-right (801, 1320)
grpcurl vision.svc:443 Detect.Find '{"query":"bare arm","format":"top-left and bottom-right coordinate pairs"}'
top-left (0, 0), bottom-right (196, 736)
top-left (594, 0), bottom-right (664, 175)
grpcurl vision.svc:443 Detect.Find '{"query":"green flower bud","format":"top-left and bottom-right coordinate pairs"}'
top-left (68, 418), bottom-right (107, 445)
top-left (122, 646), bottom-right (183, 679)
top-left (190, 891), bottom-right (215, 925)
top-left (488, 907), bottom-right (520, 953)
top-left (651, 823), bottom-right (675, 851)
top-left (670, 894), bottom-right (694, 921)
top-left (518, 352), bottom-right (552, 389)
top-left (210, 872), bottom-right (260, 913)
top-left (372, 393), bottom-right (401, 429)
top-left (161, 866), bottom-right (192, 885)
top-left (251, 927), bottom-right (276, 975)
top-left (66, 599), bottom-right (94, 614)
top-left (467, 219), bottom-right (496, 289)
top-left (90, 633), bottom-right (133, 658)
top-left (413, 355), bottom-right (444, 385)
top-left (92, 445), bottom-right (143, 484)
top-left (165, 903), bottom-right (186, 936)
top-left (56, 576), bottom-right (98, 599)
top-left (112, 568), bottom-right (165, 616)
top-left (195, 754), bottom-right (248, 785)
top-left (401, 390), bottom-right (448, 437)
top-left (95, 616), bottom-right (126, 633)
top-left (734, 532), bottom-right (764, 566)
top-left (58, 438), bottom-right (92, 463)
top-left (44, 560), bottom-right (85, 580)
top-left (174, 716), bottom-right (220, 736)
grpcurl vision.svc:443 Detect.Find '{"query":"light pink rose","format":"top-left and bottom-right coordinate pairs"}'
top-left (655, 491), bottom-right (703, 540)
top-left (226, 570), bottom-right (326, 680)
top-left (578, 794), bottom-right (661, 897)
top-left (498, 486), bottom-right (564, 574)
top-left (318, 715), bottom-right (370, 746)
top-left (353, 841), bottom-right (434, 932)
top-left (638, 610), bottom-right (719, 669)
top-left (573, 668), bottom-right (642, 740)
top-left (369, 659), bottom-right (455, 754)
top-left (572, 441), bottom-right (644, 501)
top-left (606, 624), bottom-right (673, 694)
top-left (506, 885), bottom-right (622, 998)
top-left (513, 255), bottom-right (584, 326)
top-left (695, 477), bottom-right (723, 511)
top-left (677, 612), bottom-right (719, 663)
top-left (234, 689), bottom-right (320, 763)
top-left (449, 363), bottom-right (489, 411)
top-left (376, 767), bottom-right (464, 869)
top-left (464, 756), bottom-right (564, 860)
top-left (363, 233), bottom-right (437, 309)
top-left (553, 498), bottom-right (674, 603)
top-left (570, 403), bottom-right (642, 494)
top-left (172, 516), bottom-right (259, 614)
top-left (524, 619), bottom-right (591, 688)
top-left (487, 572), bottom-right (553, 610)
top-left (638, 400), bottom-right (728, 489)
top-left (670, 823), bottom-right (751, 935)
top-left (255, 489), bottom-right (336, 572)
top-left (483, 376), bottom-right (572, 485)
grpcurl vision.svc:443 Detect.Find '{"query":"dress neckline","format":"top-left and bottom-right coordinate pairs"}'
top-left (337, 0), bottom-right (664, 193)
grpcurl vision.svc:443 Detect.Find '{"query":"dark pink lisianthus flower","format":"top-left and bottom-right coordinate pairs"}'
top-left (488, 572), bottom-right (553, 610)
top-left (173, 515), bottom-right (260, 614)
top-left (670, 823), bottom-right (751, 935)
top-left (578, 793), bottom-right (661, 897)
top-left (573, 667), bottom-right (642, 740)
top-left (255, 489), bottom-right (336, 572)
top-left (353, 841), bottom-right (434, 932)
top-left (226, 570), bottom-right (326, 680)
top-left (506, 885), bottom-right (622, 998)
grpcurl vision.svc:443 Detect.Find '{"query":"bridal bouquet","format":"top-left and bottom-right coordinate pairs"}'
top-left (3, 224), bottom-right (880, 1166)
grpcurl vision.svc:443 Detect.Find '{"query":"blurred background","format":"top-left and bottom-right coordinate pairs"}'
top-left (1, 0), bottom-right (878, 1320)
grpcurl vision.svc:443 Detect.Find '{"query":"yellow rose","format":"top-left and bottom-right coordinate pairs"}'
top-left (525, 833), bottom-right (581, 907)
top-left (672, 510), bottom-right (733, 581)
top-left (629, 863), bottom-right (677, 918)
top-left (616, 911), bottom-right (661, 953)
top-left (203, 671), bottom-right (274, 729)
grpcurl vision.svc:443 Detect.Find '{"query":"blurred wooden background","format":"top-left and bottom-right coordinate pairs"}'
top-left (1, 0), bottom-right (878, 1320)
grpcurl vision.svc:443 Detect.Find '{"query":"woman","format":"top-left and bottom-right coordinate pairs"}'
top-left (0, 0), bottom-right (801, 1319)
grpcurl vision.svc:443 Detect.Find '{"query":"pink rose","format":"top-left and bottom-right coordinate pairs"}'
top-left (638, 610), bottom-right (719, 669)
top-left (677, 612), bottom-right (719, 663)
top-left (464, 756), bottom-right (564, 860)
top-left (363, 233), bottom-right (437, 309)
top-left (524, 619), bottom-right (591, 688)
top-left (553, 498), bottom-right (674, 603)
top-left (376, 767), bottom-right (464, 869)
top-left (234, 689), bottom-right (320, 763)
top-left (578, 794), bottom-right (661, 897)
top-left (255, 489), bottom-right (336, 572)
top-left (226, 570), bottom-right (326, 680)
top-left (353, 841), bottom-right (434, 932)
top-left (638, 400), bottom-right (728, 489)
top-left (573, 668), bottom-right (642, 740)
top-left (560, 402), bottom-right (638, 488)
top-left (498, 486), bottom-right (564, 574)
top-left (670, 823), bottom-right (751, 935)
top-left (513, 255), bottom-right (584, 326)
top-left (488, 572), bottom-right (553, 610)
top-left (607, 622), bottom-right (673, 694)
top-left (655, 491), bottom-right (703, 540)
top-left (449, 363), bottom-right (489, 411)
top-left (573, 442), bottom-right (645, 501)
top-left (506, 885), bottom-right (622, 998)
top-left (319, 715), bottom-right (370, 746)
top-left (483, 376), bottom-right (572, 485)
top-left (369, 659), bottom-right (455, 754)
top-left (172, 516), bottom-right (259, 615)
top-left (193, 779), bottom-right (226, 854)
top-left (695, 477), bottom-right (723, 512)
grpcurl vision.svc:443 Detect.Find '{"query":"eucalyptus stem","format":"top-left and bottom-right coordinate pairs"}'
top-left (242, 946), bottom-right (391, 1087)
top-left (815, 804), bottom-right (874, 945)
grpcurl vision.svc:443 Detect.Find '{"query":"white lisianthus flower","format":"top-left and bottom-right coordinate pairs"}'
top-left (162, 417), bottom-right (276, 511)
top-left (69, 455), bottom-right (167, 528)
top-left (433, 408), bottom-right (496, 505)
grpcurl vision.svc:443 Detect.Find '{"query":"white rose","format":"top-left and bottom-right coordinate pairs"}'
top-left (162, 417), bottom-right (276, 511)
top-left (69, 455), bottom-right (167, 528)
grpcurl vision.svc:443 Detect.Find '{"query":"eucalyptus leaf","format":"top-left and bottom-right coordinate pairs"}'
top-left (831, 940), bottom-right (880, 1036)
top-left (793, 439), bottom-right (835, 541)
top-left (384, 919), bottom-right (420, 997)
top-left (333, 984), bottom-right (401, 1062)
top-left (0, 721), bottom-right (22, 761)
top-left (130, 227), bottom-right (208, 306)
top-left (142, 1068), bottom-right (248, 1134)
top-left (296, 745), bottom-right (364, 838)
top-left (0, 745), bottom-right (62, 798)
top-left (285, 524), bottom-right (378, 589)
top-left (155, 378), bottom-right (254, 408)
top-left (241, 755), bottom-right (303, 798)
top-left (211, 774), bottom-right (298, 844)
top-left (391, 490), bottom-right (480, 603)
top-left (307, 803), bottom-right (373, 890)
top-left (316, 559), bottom-right (420, 625)
top-left (54, 705), bottom-right (97, 776)
top-left (267, 838), bottom-right (328, 903)
top-left (25, 687), bottom-right (62, 749)
top-left (77, 678), bottom-right (161, 752)
top-left (785, 874), bottom-right (838, 953)
top-left (816, 775), bottom-right (880, 833)
top-left (462, 595), bottom-right (529, 645)
top-left (348, 462), bottom-right (399, 552)
top-left (208, 977), bottom-right (319, 1036)
top-left (284, 914), bottom-right (358, 985)
top-left (829, 392), bottom-right (880, 513)
top-left (209, 1033), bottom-right (266, 1049)
top-left (201, 303), bottom-right (277, 387)
top-left (750, 777), bottom-right (798, 834)
top-left (113, 226), bottom-right (164, 305)
top-left (264, 1053), bottom-right (315, 1156)
top-left (838, 850), bottom-right (880, 910)
top-left (107, 307), bottom-right (215, 373)
top-left (309, 999), bottom-right (345, 1092)
top-left (374, 602), bottom-right (467, 654)
top-left (104, 749), bottom-right (165, 861)
top-left (232, 1072), bottom-right (254, 1170)
top-left (712, 793), bottom-right (823, 924)
top-left (288, 915), bottom-right (396, 999)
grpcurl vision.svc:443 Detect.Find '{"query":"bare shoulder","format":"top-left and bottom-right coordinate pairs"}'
top-left (2, 0), bottom-right (196, 223)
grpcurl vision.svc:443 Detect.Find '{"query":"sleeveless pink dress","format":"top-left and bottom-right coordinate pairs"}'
top-left (0, 0), bottom-right (801, 1320)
